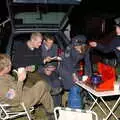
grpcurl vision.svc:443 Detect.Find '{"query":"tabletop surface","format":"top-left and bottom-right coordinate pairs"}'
top-left (76, 81), bottom-right (120, 97)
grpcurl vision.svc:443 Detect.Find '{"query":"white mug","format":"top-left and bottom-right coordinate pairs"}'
top-left (18, 67), bottom-right (25, 74)
top-left (114, 82), bottom-right (120, 92)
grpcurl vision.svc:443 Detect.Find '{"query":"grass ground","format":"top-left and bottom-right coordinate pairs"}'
top-left (13, 92), bottom-right (120, 120)
top-left (9, 72), bottom-right (120, 120)
top-left (84, 96), bottom-right (120, 120)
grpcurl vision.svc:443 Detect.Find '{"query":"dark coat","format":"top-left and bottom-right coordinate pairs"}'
top-left (57, 45), bottom-right (92, 90)
top-left (96, 35), bottom-right (120, 62)
top-left (41, 42), bottom-right (58, 67)
top-left (41, 42), bottom-right (58, 58)
top-left (12, 41), bottom-right (43, 69)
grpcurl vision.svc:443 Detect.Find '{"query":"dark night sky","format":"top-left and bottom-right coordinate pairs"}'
top-left (0, 1), bottom-right (8, 22)
top-left (0, 0), bottom-right (120, 14)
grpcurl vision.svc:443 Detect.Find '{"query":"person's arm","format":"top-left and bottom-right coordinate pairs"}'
top-left (89, 40), bottom-right (115, 53)
top-left (16, 68), bottom-right (26, 103)
top-left (5, 72), bottom-right (25, 101)
top-left (16, 79), bottom-right (24, 103)
top-left (53, 44), bottom-right (58, 56)
top-left (43, 56), bottom-right (53, 64)
top-left (84, 49), bottom-right (92, 77)
top-left (96, 43), bottom-right (114, 53)
top-left (72, 49), bottom-right (92, 82)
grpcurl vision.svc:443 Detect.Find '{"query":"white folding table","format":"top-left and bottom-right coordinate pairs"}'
top-left (76, 81), bottom-right (120, 120)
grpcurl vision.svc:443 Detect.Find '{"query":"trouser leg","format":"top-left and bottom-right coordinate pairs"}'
top-left (39, 72), bottom-right (62, 106)
top-left (24, 71), bottom-right (45, 87)
top-left (50, 72), bottom-right (62, 88)
top-left (53, 94), bottom-right (62, 106)
top-left (39, 71), bottom-right (62, 88)
top-left (22, 81), bottom-right (54, 113)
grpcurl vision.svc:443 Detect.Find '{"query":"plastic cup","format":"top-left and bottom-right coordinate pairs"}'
top-left (18, 67), bottom-right (25, 74)
top-left (114, 82), bottom-right (120, 92)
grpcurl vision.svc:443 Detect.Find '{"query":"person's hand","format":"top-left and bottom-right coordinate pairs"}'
top-left (50, 56), bottom-right (62, 61)
top-left (43, 56), bottom-right (52, 64)
top-left (17, 67), bottom-right (26, 81)
top-left (25, 65), bottom-right (35, 72)
top-left (116, 46), bottom-right (120, 51)
top-left (89, 41), bottom-right (97, 47)
top-left (72, 73), bottom-right (79, 83)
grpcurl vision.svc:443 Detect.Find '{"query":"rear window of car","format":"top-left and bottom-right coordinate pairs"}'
top-left (10, 4), bottom-right (70, 29)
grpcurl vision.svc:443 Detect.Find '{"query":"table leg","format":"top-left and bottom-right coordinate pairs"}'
top-left (100, 96), bottom-right (120, 120)
top-left (89, 93), bottom-right (107, 115)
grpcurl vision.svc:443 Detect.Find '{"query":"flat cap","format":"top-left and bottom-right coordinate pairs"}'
top-left (72, 35), bottom-right (87, 46)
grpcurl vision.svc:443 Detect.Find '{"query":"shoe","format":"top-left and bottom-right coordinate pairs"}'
top-left (50, 87), bottom-right (62, 96)
top-left (46, 113), bottom-right (55, 120)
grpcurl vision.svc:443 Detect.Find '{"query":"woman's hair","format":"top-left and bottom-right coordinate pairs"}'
top-left (0, 54), bottom-right (11, 71)
top-left (74, 44), bottom-right (89, 54)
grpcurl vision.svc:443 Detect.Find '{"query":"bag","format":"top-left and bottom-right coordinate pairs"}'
top-left (96, 62), bottom-right (116, 91)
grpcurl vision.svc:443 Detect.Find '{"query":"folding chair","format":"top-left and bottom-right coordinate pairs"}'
top-left (0, 102), bottom-right (34, 120)
top-left (54, 107), bottom-right (98, 120)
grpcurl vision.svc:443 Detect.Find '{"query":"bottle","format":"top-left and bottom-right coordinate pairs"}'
top-left (78, 62), bottom-right (84, 76)
top-left (68, 85), bottom-right (83, 109)
top-left (35, 64), bottom-right (40, 71)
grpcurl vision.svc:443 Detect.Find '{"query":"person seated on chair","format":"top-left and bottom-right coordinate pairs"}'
top-left (0, 53), bottom-right (55, 119)
top-left (41, 33), bottom-right (58, 67)
top-left (38, 34), bottom-right (62, 106)
top-left (12, 32), bottom-right (51, 87)
top-left (38, 34), bottom-right (60, 87)
top-left (12, 32), bottom-right (62, 97)
top-left (38, 33), bottom-right (61, 88)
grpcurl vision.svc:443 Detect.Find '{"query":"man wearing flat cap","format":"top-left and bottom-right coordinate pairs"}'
top-left (89, 17), bottom-right (120, 65)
